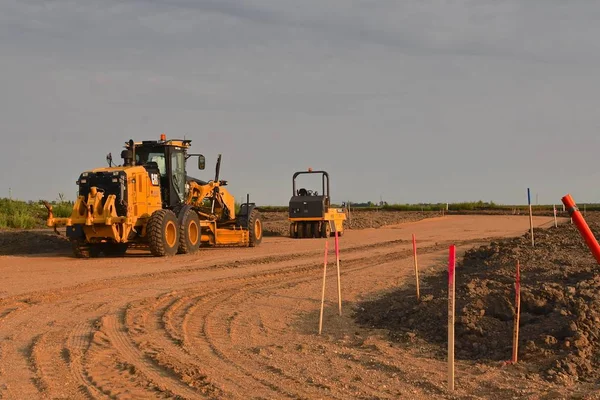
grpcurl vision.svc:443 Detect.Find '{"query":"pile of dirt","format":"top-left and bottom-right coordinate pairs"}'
top-left (0, 230), bottom-right (71, 255)
top-left (355, 212), bottom-right (600, 385)
top-left (260, 210), bottom-right (435, 236)
top-left (346, 210), bottom-right (437, 230)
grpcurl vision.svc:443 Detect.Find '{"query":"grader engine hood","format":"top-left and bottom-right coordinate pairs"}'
top-left (45, 168), bottom-right (131, 230)
top-left (77, 170), bottom-right (129, 217)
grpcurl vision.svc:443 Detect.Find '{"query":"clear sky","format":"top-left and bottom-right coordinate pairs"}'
top-left (1, 1), bottom-right (599, 206)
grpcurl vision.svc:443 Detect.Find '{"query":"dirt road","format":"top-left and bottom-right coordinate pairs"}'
top-left (0, 215), bottom-right (565, 399)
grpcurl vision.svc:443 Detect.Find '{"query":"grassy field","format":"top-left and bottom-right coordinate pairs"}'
top-left (2, 197), bottom-right (597, 229)
top-left (0, 198), bottom-right (73, 229)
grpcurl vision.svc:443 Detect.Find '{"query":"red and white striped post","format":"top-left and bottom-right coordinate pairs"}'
top-left (448, 245), bottom-right (456, 391)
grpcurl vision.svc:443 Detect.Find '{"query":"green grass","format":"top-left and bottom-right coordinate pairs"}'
top-left (0, 197), bottom-right (74, 229)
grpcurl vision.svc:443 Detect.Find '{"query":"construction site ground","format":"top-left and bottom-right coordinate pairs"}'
top-left (1, 211), bottom-right (600, 399)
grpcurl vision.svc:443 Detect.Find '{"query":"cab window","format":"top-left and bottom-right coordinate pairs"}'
top-left (136, 152), bottom-right (166, 177)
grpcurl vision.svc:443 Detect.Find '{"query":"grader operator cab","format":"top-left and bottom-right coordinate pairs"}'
top-left (45, 134), bottom-right (263, 258)
top-left (288, 169), bottom-right (346, 238)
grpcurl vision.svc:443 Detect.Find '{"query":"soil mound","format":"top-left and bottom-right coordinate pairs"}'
top-left (355, 213), bottom-right (600, 385)
top-left (0, 230), bottom-right (71, 255)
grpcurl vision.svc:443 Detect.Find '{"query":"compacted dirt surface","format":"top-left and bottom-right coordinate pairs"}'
top-left (3, 212), bottom-right (598, 399)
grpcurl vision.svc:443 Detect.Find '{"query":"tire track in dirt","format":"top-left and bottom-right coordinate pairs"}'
top-left (0, 335), bottom-right (42, 398)
top-left (94, 240), bottom-right (487, 398)
top-left (124, 293), bottom-right (225, 398)
top-left (118, 269), bottom-right (351, 398)
top-left (0, 236), bottom-right (432, 312)
top-left (194, 237), bottom-right (499, 398)
top-left (210, 266), bottom-right (401, 399)
top-left (152, 239), bottom-right (467, 399)
top-left (95, 312), bottom-right (201, 398)
top-left (160, 293), bottom-right (199, 346)
top-left (28, 330), bottom-right (82, 398)
top-left (188, 289), bottom-right (311, 399)
top-left (0, 341), bottom-right (7, 398)
top-left (0, 221), bottom-right (517, 400)
top-left (66, 322), bottom-right (108, 399)
top-left (206, 288), bottom-right (354, 400)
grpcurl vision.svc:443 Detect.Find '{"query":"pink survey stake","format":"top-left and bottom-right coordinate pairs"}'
top-left (515, 260), bottom-right (520, 294)
top-left (448, 245), bottom-right (456, 284)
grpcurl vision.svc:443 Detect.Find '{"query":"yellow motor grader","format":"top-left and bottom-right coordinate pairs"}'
top-left (45, 134), bottom-right (263, 258)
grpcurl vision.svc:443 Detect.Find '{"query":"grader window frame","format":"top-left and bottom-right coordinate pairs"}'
top-left (133, 141), bottom-right (189, 209)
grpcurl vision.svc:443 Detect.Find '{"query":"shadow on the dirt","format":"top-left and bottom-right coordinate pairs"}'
top-left (291, 300), bottom-right (361, 339)
top-left (0, 230), bottom-right (72, 256)
top-left (0, 228), bottom-right (280, 258)
top-left (263, 230), bottom-right (284, 237)
top-left (0, 230), bottom-right (154, 258)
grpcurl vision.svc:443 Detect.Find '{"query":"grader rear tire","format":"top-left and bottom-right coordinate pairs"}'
top-left (178, 209), bottom-right (201, 254)
top-left (147, 209), bottom-right (179, 256)
top-left (248, 209), bottom-right (263, 247)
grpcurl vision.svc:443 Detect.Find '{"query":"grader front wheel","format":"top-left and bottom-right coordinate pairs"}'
top-left (178, 209), bottom-right (201, 254)
top-left (147, 209), bottom-right (180, 256)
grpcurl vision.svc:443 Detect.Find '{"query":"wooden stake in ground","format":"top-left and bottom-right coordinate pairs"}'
top-left (412, 234), bottom-right (420, 301)
top-left (318, 239), bottom-right (329, 335)
top-left (335, 227), bottom-right (342, 316)
top-left (527, 188), bottom-right (534, 246)
top-left (348, 203), bottom-right (352, 226)
top-left (448, 245), bottom-right (456, 391)
top-left (512, 260), bottom-right (521, 363)
top-left (553, 204), bottom-right (558, 228)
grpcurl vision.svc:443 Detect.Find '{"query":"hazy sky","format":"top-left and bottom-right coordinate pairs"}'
top-left (2, 1), bottom-right (599, 206)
